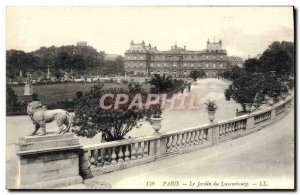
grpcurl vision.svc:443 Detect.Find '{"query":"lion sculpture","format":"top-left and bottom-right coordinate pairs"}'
top-left (27, 101), bottom-right (73, 136)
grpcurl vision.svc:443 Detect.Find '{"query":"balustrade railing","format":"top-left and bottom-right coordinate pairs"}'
top-left (254, 110), bottom-right (272, 125)
top-left (82, 95), bottom-right (293, 177)
top-left (219, 118), bottom-right (247, 137)
top-left (165, 128), bottom-right (208, 153)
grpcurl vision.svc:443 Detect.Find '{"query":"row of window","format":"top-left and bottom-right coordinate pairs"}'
top-left (126, 64), bottom-right (224, 69)
top-left (149, 70), bottom-right (195, 75)
top-left (126, 62), bottom-right (224, 68)
top-left (125, 54), bottom-right (226, 60)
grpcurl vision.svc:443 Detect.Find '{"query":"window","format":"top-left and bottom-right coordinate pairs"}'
top-left (173, 63), bottom-right (177, 67)
top-left (140, 56), bottom-right (143, 60)
top-left (213, 64), bottom-right (216, 68)
top-left (206, 63), bottom-right (209, 68)
top-left (220, 63), bottom-right (223, 68)
top-left (191, 63), bottom-right (194, 67)
top-left (164, 63), bottom-right (167, 67)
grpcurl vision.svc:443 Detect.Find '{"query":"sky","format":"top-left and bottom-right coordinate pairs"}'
top-left (6, 6), bottom-right (294, 59)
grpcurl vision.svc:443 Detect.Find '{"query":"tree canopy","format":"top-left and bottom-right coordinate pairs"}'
top-left (243, 41), bottom-right (294, 76)
top-left (6, 45), bottom-right (124, 77)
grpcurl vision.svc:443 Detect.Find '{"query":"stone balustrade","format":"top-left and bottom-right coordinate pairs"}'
top-left (16, 94), bottom-right (293, 188)
top-left (82, 94), bottom-right (294, 177)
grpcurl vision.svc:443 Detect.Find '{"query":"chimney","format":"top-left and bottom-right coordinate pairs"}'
top-left (130, 40), bottom-right (134, 45)
top-left (184, 46), bottom-right (186, 50)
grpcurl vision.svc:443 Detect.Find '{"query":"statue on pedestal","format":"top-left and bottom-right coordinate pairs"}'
top-left (24, 72), bottom-right (33, 96)
top-left (27, 101), bottom-right (73, 136)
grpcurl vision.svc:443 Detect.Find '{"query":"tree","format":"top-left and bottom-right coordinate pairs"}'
top-left (260, 41), bottom-right (294, 77)
top-left (230, 73), bottom-right (265, 112)
top-left (220, 66), bottom-right (244, 81)
top-left (190, 70), bottom-right (200, 81)
top-left (224, 85), bottom-right (233, 101)
top-left (199, 70), bottom-right (206, 78)
top-left (54, 70), bottom-right (64, 80)
top-left (73, 84), bottom-right (161, 142)
top-left (150, 74), bottom-right (174, 93)
top-left (244, 58), bottom-right (261, 73)
top-left (6, 85), bottom-right (19, 111)
top-left (128, 82), bottom-right (142, 93)
top-left (75, 91), bottom-right (83, 99)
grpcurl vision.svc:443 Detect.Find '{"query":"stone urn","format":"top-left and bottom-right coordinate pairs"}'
top-left (151, 117), bottom-right (163, 134)
top-left (267, 97), bottom-right (274, 106)
top-left (245, 103), bottom-right (252, 112)
top-left (208, 111), bottom-right (216, 123)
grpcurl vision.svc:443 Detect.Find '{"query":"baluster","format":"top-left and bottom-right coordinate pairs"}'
top-left (97, 149), bottom-right (103, 167)
top-left (226, 124), bottom-right (230, 135)
top-left (219, 126), bottom-right (223, 137)
top-left (199, 130), bottom-right (204, 143)
top-left (94, 149), bottom-right (99, 164)
top-left (131, 143), bottom-right (137, 160)
top-left (90, 150), bottom-right (96, 165)
top-left (233, 122), bottom-right (237, 133)
top-left (236, 121), bottom-right (240, 132)
top-left (171, 135), bottom-right (177, 151)
top-left (143, 141), bottom-right (149, 157)
top-left (167, 136), bottom-right (172, 151)
top-left (118, 146), bottom-right (125, 163)
top-left (181, 133), bottom-right (186, 148)
top-left (124, 145), bottom-right (130, 162)
top-left (186, 132), bottom-right (191, 146)
top-left (176, 134), bottom-right (182, 149)
top-left (104, 148), bottom-right (111, 166)
top-left (111, 147), bottom-right (117, 165)
top-left (203, 129), bottom-right (207, 141)
top-left (190, 131), bottom-right (196, 145)
top-left (228, 123), bottom-right (232, 134)
top-left (194, 131), bottom-right (199, 145)
top-left (137, 142), bottom-right (143, 159)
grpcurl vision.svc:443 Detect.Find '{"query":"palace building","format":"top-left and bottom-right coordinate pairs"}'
top-left (124, 39), bottom-right (230, 77)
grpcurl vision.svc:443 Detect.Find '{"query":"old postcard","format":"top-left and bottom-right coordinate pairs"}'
top-left (6, 6), bottom-right (295, 190)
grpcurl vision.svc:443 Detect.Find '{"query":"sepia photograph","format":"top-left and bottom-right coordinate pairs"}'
top-left (5, 6), bottom-right (295, 190)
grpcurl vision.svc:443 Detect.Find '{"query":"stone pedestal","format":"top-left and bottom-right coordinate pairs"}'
top-left (24, 84), bottom-right (33, 96)
top-left (17, 133), bottom-right (83, 189)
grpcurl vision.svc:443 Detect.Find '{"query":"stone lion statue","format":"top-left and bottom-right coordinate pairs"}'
top-left (27, 101), bottom-right (73, 136)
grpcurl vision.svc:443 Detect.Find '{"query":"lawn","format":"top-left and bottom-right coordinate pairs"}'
top-left (12, 82), bottom-right (151, 105)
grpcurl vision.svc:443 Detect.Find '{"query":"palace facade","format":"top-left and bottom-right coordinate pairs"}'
top-left (124, 39), bottom-right (230, 77)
